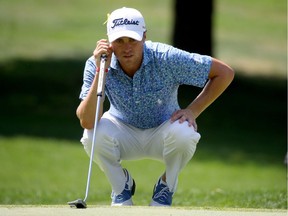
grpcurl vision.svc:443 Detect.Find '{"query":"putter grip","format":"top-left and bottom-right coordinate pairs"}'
top-left (97, 55), bottom-right (107, 96)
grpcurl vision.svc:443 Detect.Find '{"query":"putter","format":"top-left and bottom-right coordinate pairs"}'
top-left (68, 54), bottom-right (107, 209)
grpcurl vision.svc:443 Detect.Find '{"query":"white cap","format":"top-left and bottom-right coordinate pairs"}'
top-left (107, 7), bottom-right (146, 43)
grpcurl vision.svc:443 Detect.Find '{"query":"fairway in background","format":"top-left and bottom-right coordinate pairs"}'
top-left (214, 0), bottom-right (286, 77)
top-left (0, 0), bottom-right (286, 77)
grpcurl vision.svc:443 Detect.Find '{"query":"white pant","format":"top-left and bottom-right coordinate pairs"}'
top-left (81, 112), bottom-right (201, 195)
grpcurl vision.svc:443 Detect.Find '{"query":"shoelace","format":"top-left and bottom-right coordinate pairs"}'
top-left (153, 184), bottom-right (170, 201)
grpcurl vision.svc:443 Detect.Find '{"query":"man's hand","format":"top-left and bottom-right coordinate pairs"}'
top-left (93, 39), bottom-right (113, 69)
top-left (170, 109), bottom-right (198, 131)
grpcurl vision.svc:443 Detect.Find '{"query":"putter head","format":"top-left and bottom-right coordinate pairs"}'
top-left (68, 199), bottom-right (87, 208)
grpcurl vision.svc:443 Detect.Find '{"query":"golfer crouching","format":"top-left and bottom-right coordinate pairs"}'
top-left (77, 7), bottom-right (234, 206)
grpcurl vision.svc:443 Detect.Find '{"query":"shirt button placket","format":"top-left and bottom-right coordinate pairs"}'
top-left (133, 78), bottom-right (141, 106)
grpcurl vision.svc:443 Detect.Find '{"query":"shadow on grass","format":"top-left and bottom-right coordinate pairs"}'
top-left (0, 58), bottom-right (287, 164)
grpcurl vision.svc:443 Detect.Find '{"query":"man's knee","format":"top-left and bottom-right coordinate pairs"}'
top-left (165, 121), bottom-right (201, 153)
top-left (80, 129), bottom-right (94, 155)
top-left (80, 123), bottom-right (110, 155)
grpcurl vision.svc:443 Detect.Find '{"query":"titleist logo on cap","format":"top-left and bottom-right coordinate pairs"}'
top-left (111, 18), bottom-right (139, 29)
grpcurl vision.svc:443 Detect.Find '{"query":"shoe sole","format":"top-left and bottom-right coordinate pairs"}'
top-left (111, 199), bottom-right (133, 206)
top-left (149, 199), bottom-right (171, 207)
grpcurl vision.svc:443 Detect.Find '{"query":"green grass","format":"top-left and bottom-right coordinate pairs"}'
top-left (0, 136), bottom-right (286, 208)
top-left (214, 0), bottom-right (287, 76)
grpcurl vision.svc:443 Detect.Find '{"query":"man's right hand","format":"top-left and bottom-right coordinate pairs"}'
top-left (93, 39), bottom-right (112, 69)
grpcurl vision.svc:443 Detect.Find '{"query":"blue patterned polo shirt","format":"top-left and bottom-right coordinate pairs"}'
top-left (79, 41), bottom-right (212, 129)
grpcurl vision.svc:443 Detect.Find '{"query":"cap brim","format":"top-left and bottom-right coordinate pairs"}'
top-left (108, 30), bottom-right (143, 43)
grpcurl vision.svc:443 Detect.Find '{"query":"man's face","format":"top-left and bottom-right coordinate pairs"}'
top-left (111, 34), bottom-right (146, 70)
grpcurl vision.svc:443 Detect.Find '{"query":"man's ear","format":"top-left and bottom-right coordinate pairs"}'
top-left (143, 31), bottom-right (147, 40)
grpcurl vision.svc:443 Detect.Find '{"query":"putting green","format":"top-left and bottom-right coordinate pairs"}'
top-left (0, 206), bottom-right (286, 216)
